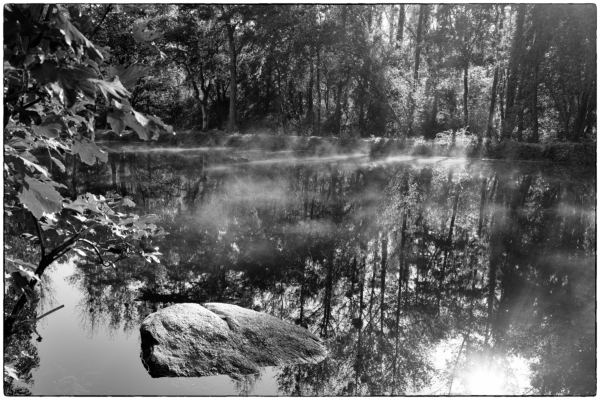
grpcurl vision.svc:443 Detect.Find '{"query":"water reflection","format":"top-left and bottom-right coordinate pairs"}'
top-left (13, 148), bottom-right (596, 395)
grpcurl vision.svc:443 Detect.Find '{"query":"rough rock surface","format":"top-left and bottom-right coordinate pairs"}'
top-left (139, 303), bottom-right (326, 378)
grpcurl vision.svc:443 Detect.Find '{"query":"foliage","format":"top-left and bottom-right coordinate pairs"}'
top-left (3, 4), bottom-right (172, 348)
top-left (91, 4), bottom-right (594, 144)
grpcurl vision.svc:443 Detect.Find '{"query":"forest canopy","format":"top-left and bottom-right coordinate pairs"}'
top-left (88, 4), bottom-right (595, 142)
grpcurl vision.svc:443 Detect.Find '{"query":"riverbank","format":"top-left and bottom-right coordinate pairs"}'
top-left (97, 130), bottom-right (596, 165)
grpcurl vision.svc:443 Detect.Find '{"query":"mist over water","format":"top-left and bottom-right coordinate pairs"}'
top-left (16, 147), bottom-right (596, 395)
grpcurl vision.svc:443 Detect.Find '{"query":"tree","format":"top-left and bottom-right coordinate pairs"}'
top-left (3, 4), bottom-right (171, 344)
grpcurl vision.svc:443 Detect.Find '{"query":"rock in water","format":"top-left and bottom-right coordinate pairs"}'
top-left (139, 303), bottom-right (327, 378)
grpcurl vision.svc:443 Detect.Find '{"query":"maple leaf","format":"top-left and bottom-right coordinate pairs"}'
top-left (90, 76), bottom-right (131, 102)
top-left (71, 136), bottom-right (108, 165)
top-left (106, 64), bottom-right (151, 89)
top-left (17, 176), bottom-right (63, 219)
top-left (53, 10), bottom-right (103, 62)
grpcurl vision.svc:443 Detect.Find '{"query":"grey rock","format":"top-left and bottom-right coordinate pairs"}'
top-left (139, 303), bottom-right (326, 378)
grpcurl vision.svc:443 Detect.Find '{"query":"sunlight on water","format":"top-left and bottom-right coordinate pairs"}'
top-left (465, 369), bottom-right (504, 395)
top-left (206, 153), bottom-right (369, 171)
top-left (118, 146), bottom-right (230, 153)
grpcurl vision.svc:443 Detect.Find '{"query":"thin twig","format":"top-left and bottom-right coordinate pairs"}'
top-left (89, 4), bottom-right (113, 38)
top-left (79, 238), bottom-right (105, 264)
top-left (21, 97), bottom-right (42, 110)
top-left (23, 304), bottom-right (64, 323)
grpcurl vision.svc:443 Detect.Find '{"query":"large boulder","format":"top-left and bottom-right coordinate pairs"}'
top-left (139, 303), bottom-right (326, 378)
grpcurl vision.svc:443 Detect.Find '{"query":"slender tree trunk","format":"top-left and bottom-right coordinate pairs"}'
top-left (413, 5), bottom-right (426, 83)
top-left (226, 23), bottom-right (237, 133)
top-left (316, 45), bottom-right (321, 135)
top-left (358, 79), bottom-right (366, 136)
top-left (200, 99), bottom-right (209, 132)
top-left (463, 61), bottom-right (469, 130)
top-left (334, 79), bottom-right (345, 135)
top-left (530, 65), bottom-right (539, 143)
top-left (486, 67), bottom-right (499, 140)
top-left (516, 70), bottom-right (526, 142)
top-left (396, 5), bottom-right (405, 46)
top-left (503, 4), bottom-right (526, 141)
top-left (307, 47), bottom-right (314, 132)
top-left (264, 61), bottom-right (271, 114)
top-left (430, 90), bottom-right (439, 138)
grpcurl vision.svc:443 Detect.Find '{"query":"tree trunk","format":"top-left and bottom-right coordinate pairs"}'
top-left (307, 47), bottom-right (314, 131)
top-left (226, 23), bottom-right (237, 133)
top-left (499, 70), bottom-right (506, 134)
top-left (463, 61), bottom-right (469, 130)
top-left (516, 69), bottom-right (526, 142)
top-left (396, 5), bottom-right (405, 46)
top-left (430, 90), bottom-right (439, 138)
top-left (389, 5), bottom-right (396, 46)
top-left (503, 4), bottom-right (526, 141)
top-left (316, 45), bottom-right (321, 135)
top-left (413, 5), bottom-right (426, 83)
top-left (200, 99), bottom-right (209, 132)
top-left (264, 61), bottom-right (271, 114)
top-left (530, 66), bottom-right (539, 142)
top-left (486, 67), bottom-right (499, 139)
top-left (334, 80), bottom-right (344, 135)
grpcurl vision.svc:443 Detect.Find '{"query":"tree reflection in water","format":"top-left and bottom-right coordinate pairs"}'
top-left (61, 151), bottom-right (596, 395)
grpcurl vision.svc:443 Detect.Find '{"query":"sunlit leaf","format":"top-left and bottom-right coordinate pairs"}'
top-left (17, 176), bottom-right (63, 219)
top-left (71, 248), bottom-right (87, 257)
top-left (51, 156), bottom-right (66, 172)
top-left (132, 21), bottom-right (162, 43)
top-left (4, 366), bottom-right (19, 381)
top-left (90, 76), bottom-right (131, 101)
top-left (53, 10), bottom-right (103, 61)
top-left (30, 61), bottom-right (98, 108)
top-left (71, 136), bottom-right (108, 165)
top-left (106, 64), bottom-right (151, 89)
top-left (6, 257), bottom-right (37, 271)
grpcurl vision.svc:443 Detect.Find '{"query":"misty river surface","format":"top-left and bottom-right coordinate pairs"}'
top-left (16, 146), bottom-right (596, 395)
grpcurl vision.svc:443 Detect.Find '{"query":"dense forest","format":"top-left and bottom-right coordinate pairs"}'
top-left (89, 4), bottom-right (596, 142)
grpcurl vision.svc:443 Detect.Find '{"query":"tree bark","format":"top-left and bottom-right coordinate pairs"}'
top-left (316, 45), bottom-right (321, 135)
top-left (463, 61), bottom-right (469, 130)
top-left (396, 5), bottom-right (405, 46)
top-left (503, 4), bottom-right (526, 141)
top-left (334, 80), bottom-right (344, 135)
top-left (486, 67), bottom-right (499, 139)
top-left (226, 23), bottom-right (237, 133)
top-left (413, 5), bottom-right (426, 83)
top-left (530, 66), bottom-right (539, 142)
top-left (306, 47), bottom-right (314, 131)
